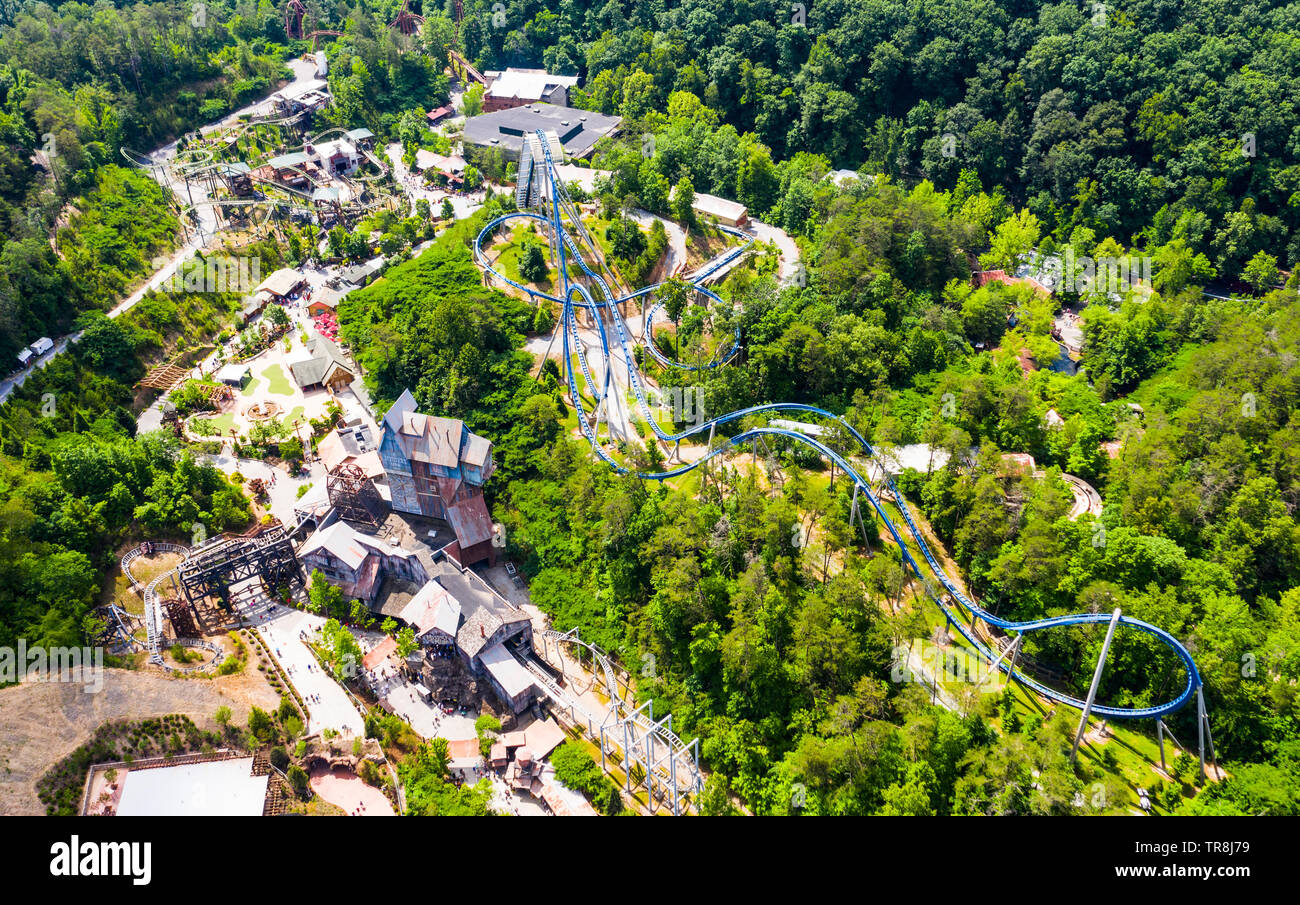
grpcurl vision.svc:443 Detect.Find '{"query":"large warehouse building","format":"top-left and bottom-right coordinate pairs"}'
top-left (463, 103), bottom-right (621, 161)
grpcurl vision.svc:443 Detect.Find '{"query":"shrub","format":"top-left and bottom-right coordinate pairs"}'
top-left (287, 764), bottom-right (310, 799)
top-left (551, 741), bottom-right (626, 815)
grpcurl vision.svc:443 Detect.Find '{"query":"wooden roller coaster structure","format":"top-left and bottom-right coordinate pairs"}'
top-left (286, 0), bottom-right (423, 49)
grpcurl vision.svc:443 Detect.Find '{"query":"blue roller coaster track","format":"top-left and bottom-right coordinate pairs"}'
top-left (475, 131), bottom-right (1204, 722)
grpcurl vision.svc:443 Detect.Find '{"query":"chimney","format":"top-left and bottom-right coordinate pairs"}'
top-left (480, 625), bottom-right (485, 638)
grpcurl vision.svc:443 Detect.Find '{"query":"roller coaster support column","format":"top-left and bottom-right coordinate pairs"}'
top-left (1197, 687), bottom-right (1205, 780)
top-left (849, 484), bottom-right (873, 552)
top-left (1006, 630), bottom-right (1023, 684)
top-left (757, 434), bottom-right (782, 491)
top-left (1197, 686), bottom-right (1216, 781)
top-left (974, 633), bottom-right (1021, 695)
top-left (670, 733), bottom-right (680, 817)
top-left (1071, 607), bottom-right (1122, 762)
top-left (622, 718), bottom-right (633, 795)
top-left (1157, 718), bottom-right (1166, 772)
top-left (701, 422), bottom-right (716, 495)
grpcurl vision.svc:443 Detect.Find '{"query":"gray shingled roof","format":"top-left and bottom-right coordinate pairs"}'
top-left (289, 335), bottom-right (354, 387)
top-left (462, 103), bottom-right (621, 159)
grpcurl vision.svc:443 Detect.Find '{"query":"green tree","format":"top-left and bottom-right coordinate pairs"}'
top-left (395, 626), bottom-right (419, 659)
top-left (519, 242), bottom-right (548, 283)
top-left (463, 83), bottom-right (485, 118)
top-left (671, 176), bottom-right (696, 227)
top-left (1243, 251), bottom-right (1280, 295)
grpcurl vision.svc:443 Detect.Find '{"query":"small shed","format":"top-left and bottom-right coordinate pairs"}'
top-left (217, 363), bottom-right (251, 388)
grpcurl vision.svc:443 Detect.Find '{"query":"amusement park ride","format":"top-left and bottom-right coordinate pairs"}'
top-left (477, 131), bottom-right (1220, 787)
top-left (286, 0), bottom-right (423, 47)
top-left (120, 120), bottom-right (397, 241)
top-left (284, 0), bottom-right (342, 50)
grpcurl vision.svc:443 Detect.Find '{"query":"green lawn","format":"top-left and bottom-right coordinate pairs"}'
top-left (195, 412), bottom-right (237, 434)
top-left (261, 362), bottom-right (293, 396)
top-left (568, 354), bottom-right (601, 410)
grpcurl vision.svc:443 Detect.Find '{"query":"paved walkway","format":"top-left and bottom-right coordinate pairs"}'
top-left (383, 141), bottom-right (486, 219)
top-left (628, 208), bottom-right (687, 278)
top-left (748, 218), bottom-right (802, 284)
top-left (309, 765), bottom-right (394, 816)
top-left (201, 452), bottom-right (326, 527)
top-left (232, 595), bottom-right (364, 737)
top-left (385, 682), bottom-right (476, 741)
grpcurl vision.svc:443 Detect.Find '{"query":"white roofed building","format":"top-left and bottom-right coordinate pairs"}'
top-left (483, 68), bottom-right (580, 112)
top-left (691, 192), bottom-right (749, 228)
top-left (398, 578), bottom-right (462, 648)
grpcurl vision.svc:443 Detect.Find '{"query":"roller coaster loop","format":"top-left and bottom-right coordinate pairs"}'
top-left (476, 131), bottom-right (1205, 722)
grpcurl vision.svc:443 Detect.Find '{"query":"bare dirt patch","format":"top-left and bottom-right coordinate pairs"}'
top-left (0, 667), bottom-right (280, 815)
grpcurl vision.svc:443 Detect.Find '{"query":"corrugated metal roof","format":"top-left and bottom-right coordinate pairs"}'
top-left (447, 495), bottom-right (493, 549)
top-left (399, 579), bottom-right (461, 637)
top-left (268, 151), bottom-right (310, 170)
top-left (479, 643), bottom-right (535, 699)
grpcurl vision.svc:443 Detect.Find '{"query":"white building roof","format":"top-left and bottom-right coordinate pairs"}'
top-left (553, 163), bottom-right (602, 194)
top-left (217, 363), bottom-right (249, 384)
top-left (478, 643), bottom-right (535, 699)
top-left (300, 520), bottom-right (413, 571)
top-left (116, 757), bottom-right (267, 816)
top-left (770, 419), bottom-right (826, 436)
top-left (691, 192), bottom-right (747, 223)
top-left (413, 149), bottom-right (437, 171)
top-left (400, 579), bottom-right (462, 637)
top-left (255, 268), bottom-right (303, 298)
top-left (486, 68), bottom-right (579, 101)
top-left (280, 77), bottom-right (328, 101)
top-left (314, 138), bottom-right (356, 161)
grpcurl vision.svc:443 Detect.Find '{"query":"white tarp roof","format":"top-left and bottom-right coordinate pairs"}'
top-left (217, 363), bottom-right (249, 384)
top-left (691, 192), bottom-right (747, 222)
top-left (486, 68), bottom-right (579, 101)
top-left (116, 758), bottom-right (267, 816)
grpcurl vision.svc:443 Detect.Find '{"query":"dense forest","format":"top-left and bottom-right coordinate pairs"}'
top-left (0, 0), bottom-right (1297, 817)
top-left (337, 190), bottom-right (1300, 812)
top-left (0, 289), bottom-right (257, 653)
top-left (458, 0), bottom-right (1299, 283)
